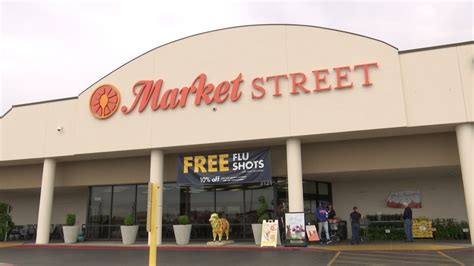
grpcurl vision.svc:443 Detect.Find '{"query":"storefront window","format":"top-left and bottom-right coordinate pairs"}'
top-left (188, 186), bottom-right (215, 224)
top-left (162, 184), bottom-right (181, 224)
top-left (188, 186), bottom-right (214, 239)
top-left (244, 185), bottom-right (274, 224)
top-left (110, 185), bottom-right (136, 238)
top-left (86, 179), bottom-right (332, 241)
top-left (136, 184), bottom-right (149, 239)
top-left (87, 186), bottom-right (112, 239)
top-left (136, 185), bottom-right (148, 225)
top-left (318, 182), bottom-right (329, 195)
top-left (216, 185), bottom-right (245, 239)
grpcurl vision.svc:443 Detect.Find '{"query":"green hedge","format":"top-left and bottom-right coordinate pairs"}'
top-left (361, 227), bottom-right (405, 241)
top-left (360, 214), bottom-right (470, 241)
top-left (366, 214), bottom-right (403, 222)
top-left (432, 219), bottom-right (469, 240)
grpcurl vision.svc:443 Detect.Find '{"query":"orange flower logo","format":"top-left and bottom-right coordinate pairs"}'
top-left (89, 85), bottom-right (121, 119)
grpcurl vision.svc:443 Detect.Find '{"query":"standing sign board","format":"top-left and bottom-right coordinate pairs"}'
top-left (260, 220), bottom-right (279, 247)
top-left (305, 225), bottom-right (320, 242)
top-left (177, 149), bottom-right (271, 186)
top-left (284, 212), bottom-right (307, 247)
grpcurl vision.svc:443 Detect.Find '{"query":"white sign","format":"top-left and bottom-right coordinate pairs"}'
top-left (386, 191), bottom-right (422, 208)
top-left (260, 220), bottom-right (279, 247)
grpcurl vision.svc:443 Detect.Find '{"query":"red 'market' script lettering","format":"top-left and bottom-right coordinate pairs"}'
top-left (121, 73), bottom-right (244, 114)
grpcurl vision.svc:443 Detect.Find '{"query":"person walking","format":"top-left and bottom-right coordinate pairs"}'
top-left (316, 203), bottom-right (329, 243)
top-left (403, 202), bottom-right (414, 242)
top-left (350, 206), bottom-right (362, 244)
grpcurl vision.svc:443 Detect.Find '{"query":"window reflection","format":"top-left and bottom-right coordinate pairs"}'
top-left (162, 184), bottom-right (181, 224)
top-left (88, 186), bottom-right (112, 239)
top-left (136, 185), bottom-right (148, 225)
top-left (189, 186), bottom-right (214, 224)
top-left (244, 185), bottom-right (274, 224)
top-left (216, 185), bottom-right (245, 239)
top-left (110, 185), bottom-right (136, 238)
top-left (86, 179), bottom-right (332, 241)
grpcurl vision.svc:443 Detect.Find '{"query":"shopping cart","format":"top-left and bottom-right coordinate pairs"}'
top-left (327, 219), bottom-right (342, 243)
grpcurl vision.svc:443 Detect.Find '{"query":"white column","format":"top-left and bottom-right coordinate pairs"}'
top-left (36, 158), bottom-right (56, 244)
top-left (149, 149), bottom-right (164, 245)
top-left (456, 123), bottom-right (474, 244)
top-left (286, 138), bottom-right (304, 212)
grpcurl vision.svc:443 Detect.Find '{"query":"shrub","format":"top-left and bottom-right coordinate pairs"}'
top-left (124, 213), bottom-right (135, 226)
top-left (0, 203), bottom-right (14, 240)
top-left (360, 216), bottom-right (470, 241)
top-left (66, 214), bottom-right (76, 226)
top-left (257, 196), bottom-right (270, 224)
top-left (432, 218), bottom-right (468, 240)
top-left (177, 215), bottom-right (189, 225)
top-left (366, 214), bottom-right (403, 221)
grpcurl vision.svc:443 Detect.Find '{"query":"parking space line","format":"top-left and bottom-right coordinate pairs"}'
top-left (437, 251), bottom-right (465, 266)
top-left (332, 260), bottom-right (371, 265)
top-left (340, 252), bottom-right (454, 262)
top-left (337, 254), bottom-right (455, 265)
top-left (327, 251), bottom-right (340, 266)
top-left (370, 250), bottom-right (444, 257)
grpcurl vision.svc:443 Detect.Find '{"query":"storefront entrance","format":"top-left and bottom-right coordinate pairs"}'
top-left (85, 179), bottom-right (332, 241)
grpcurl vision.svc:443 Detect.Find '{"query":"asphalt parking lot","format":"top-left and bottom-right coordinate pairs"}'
top-left (0, 246), bottom-right (472, 266)
top-left (329, 250), bottom-right (473, 265)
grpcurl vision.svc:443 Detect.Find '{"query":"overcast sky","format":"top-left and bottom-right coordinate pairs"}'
top-left (0, 0), bottom-right (472, 115)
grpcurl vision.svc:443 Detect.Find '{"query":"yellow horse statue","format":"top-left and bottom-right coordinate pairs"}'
top-left (208, 213), bottom-right (230, 242)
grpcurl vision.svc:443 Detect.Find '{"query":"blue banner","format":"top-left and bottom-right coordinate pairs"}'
top-left (177, 149), bottom-right (272, 186)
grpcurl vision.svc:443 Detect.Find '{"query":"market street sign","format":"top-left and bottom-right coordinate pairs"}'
top-left (90, 62), bottom-right (379, 119)
top-left (177, 149), bottom-right (272, 186)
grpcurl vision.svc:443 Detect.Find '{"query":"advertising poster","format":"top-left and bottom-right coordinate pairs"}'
top-left (177, 149), bottom-right (271, 186)
top-left (305, 225), bottom-right (320, 242)
top-left (386, 191), bottom-right (422, 208)
top-left (260, 220), bottom-right (279, 247)
top-left (284, 212), bottom-right (307, 246)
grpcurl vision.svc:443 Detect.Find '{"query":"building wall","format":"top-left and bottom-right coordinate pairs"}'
top-left (399, 46), bottom-right (471, 126)
top-left (0, 132), bottom-right (460, 190)
top-left (0, 25), bottom-right (470, 163)
top-left (332, 175), bottom-right (468, 223)
top-left (0, 133), bottom-right (458, 190)
top-left (0, 187), bottom-right (89, 225)
top-left (302, 132), bottom-right (459, 174)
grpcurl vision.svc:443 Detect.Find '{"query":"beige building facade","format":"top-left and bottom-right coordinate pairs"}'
top-left (0, 25), bottom-right (472, 244)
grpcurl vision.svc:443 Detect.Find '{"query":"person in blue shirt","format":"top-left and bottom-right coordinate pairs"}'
top-left (403, 202), bottom-right (414, 242)
top-left (316, 203), bottom-right (329, 243)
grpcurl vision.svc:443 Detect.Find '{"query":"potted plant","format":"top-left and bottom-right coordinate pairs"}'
top-left (120, 213), bottom-right (139, 245)
top-left (173, 215), bottom-right (192, 245)
top-left (252, 196), bottom-right (271, 245)
top-left (62, 213), bottom-right (79, 244)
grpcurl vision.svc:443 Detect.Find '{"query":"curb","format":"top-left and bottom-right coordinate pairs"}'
top-left (16, 244), bottom-right (331, 252)
top-left (13, 244), bottom-right (473, 252)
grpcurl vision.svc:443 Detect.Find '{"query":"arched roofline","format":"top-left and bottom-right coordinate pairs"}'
top-left (0, 23), bottom-right (404, 119)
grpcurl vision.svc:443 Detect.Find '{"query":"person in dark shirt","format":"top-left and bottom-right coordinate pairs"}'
top-left (403, 202), bottom-right (414, 242)
top-left (350, 206), bottom-right (362, 244)
top-left (328, 205), bottom-right (336, 220)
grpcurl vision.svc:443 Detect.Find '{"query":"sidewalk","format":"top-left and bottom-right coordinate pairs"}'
top-left (3, 240), bottom-right (472, 252)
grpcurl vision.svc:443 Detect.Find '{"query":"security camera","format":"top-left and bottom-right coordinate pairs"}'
top-left (56, 126), bottom-right (63, 133)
